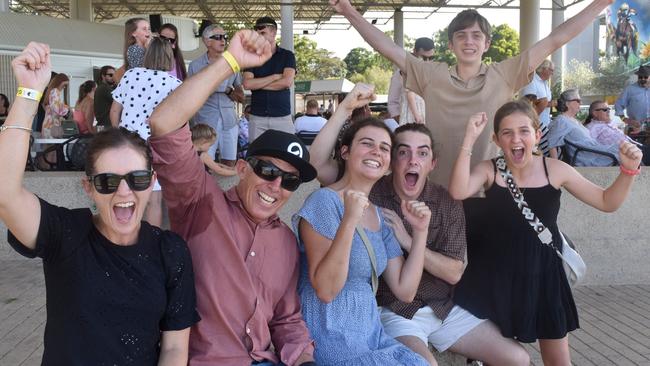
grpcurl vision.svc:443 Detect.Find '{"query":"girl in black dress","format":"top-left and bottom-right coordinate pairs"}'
top-left (448, 100), bottom-right (642, 365)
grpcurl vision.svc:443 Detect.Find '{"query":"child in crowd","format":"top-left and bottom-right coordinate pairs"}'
top-left (449, 100), bottom-right (642, 364)
top-left (191, 124), bottom-right (236, 176)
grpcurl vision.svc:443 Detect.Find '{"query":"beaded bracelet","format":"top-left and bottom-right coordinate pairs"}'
top-left (620, 166), bottom-right (641, 176)
top-left (16, 87), bottom-right (43, 102)
top-left (222, 51), bottom-right (240, 73)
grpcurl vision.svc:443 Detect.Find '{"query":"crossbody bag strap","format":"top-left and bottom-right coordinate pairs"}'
top-left (355, 225), bottom-right (379, 295)
top-left (495, 157), bottom-right (561, 257)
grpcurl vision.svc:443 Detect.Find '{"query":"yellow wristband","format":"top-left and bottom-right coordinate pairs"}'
top-left (222, 51), bottom-right (240, 73)
top-left (16, 87), bottom-right (43, 102)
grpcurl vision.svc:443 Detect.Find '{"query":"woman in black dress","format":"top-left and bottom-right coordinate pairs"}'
top-left (448, 100), bottom-right (642, 365)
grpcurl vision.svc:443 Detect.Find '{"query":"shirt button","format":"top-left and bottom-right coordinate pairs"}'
top-left (250, 251), bottom-right (256, 257)
top-left (246, 327), bottom-right (251, 334)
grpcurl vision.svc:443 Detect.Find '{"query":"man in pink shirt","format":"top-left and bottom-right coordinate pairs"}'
top-left (148, 30), bottom-right (317, 366)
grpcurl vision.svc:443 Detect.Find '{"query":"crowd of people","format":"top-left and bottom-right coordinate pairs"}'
top-left (0, 0), bottom-right (647, 365)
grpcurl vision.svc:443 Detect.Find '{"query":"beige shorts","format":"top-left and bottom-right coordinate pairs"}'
top-left (248, 114), bottom-right (295, 141)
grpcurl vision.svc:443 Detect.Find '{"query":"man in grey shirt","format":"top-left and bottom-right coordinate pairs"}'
top-left (189, 24), bottom-right (244, 166)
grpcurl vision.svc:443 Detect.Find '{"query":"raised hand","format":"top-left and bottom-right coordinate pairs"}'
top-left (618, 140), bottom-right (643, 171)
top-left (11, 42), bottom-right (52, 92)
top-left (342, 189), bottom-right (369, 225)
top-left (464, 112), bottom-right (488, 145)
top-left (401, 200), bottom-right (431, 233)
top-left (329, 0), bottom-right (353, 14)
top-left (227, 30), bottom-right (273, 70)
top-left (339, 83), bottom-right (376, 114)
top-left (381, 208), bottom-right (412, 251)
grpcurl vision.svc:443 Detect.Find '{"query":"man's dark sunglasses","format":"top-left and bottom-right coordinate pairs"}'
top-left (246, 157), bottom-right (301, 192)
top-left (638, 75), bottom-right (649, 79)
top-left (594, 107), bottom-right (611, 112)
top-left (105, 73), bottom-right (115, 77)
top-left (159, 35), bottom-right (176, 44)
top-left (209, 34), bottom-right (228, 41)
top-left (88, 170), bottom-right (153, 194)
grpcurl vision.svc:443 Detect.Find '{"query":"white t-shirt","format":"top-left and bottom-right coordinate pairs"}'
top-left (112, 68), bottom-right (182, 140)
top-left (294, 114), bottom-right (327, 133)
top-left (520, 72), bottom-right (552, 126)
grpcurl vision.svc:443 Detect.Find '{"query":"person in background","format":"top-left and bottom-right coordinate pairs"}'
top-left (94, 66), bottom-right (116, 129)
top-left (41, 72), bottom-right (69, 138)
top-left (585, 100), bottom-right (650, 165)
top-left (450, 100), bottom-right (642, 365)
top-left (238, 104), bottom-right (251, 157)
top-left (243, 16), bottom-right (296, 140)
top-left (111, 37), bottom-right (181, 227)
top-left (547, 89), bottom-right (620, 166)
top-left (615, 65), bottom-right (650, 134)
top-left (520, 59), bottom-right (555, 156)
top-left (0, 93), bottom-right (9, 118)
top-left (295, 99), bottom-right (327, 133)
top-left (377, 110), bottom-right (399, 132)
top-left (73, 80), bottom-right (96, 134)
top-left (1, 42), bottom-right (199, 365)
top-left (124, 17), bottom-right (151, 70)
top-left (190, 124), bottom-right (237, 176)
top-left (387, 37), bottom-right (435, 124)
top-left (189, 24), bottom-right (245, 167)
top-left (160, 23), bottom-right (188, 81)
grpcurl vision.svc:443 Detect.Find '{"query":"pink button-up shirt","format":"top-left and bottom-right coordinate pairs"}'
top-left (150, 125), bottom-right (314, 366)
top-left (586, 120), bottom-right (626, 146)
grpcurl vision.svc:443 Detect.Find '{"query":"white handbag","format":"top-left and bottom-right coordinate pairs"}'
top-left (496, 157), bottom-right (586, 287)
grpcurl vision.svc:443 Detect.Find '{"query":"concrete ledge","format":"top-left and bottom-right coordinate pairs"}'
top-left (1, 168), bottom-right (649, 285)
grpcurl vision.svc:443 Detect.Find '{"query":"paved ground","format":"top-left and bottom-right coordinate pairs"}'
top-left (1, 259), bottom-right (649, 366)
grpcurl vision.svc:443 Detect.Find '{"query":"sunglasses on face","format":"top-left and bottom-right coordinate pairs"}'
top-left (88, 170), bottom-right (153, 194)
top-left (246, 157), bottom-right (301, 192)
top-left (209, 34), bottom-right (228, 41)
top-left (159, 35), bottom-right (176, 44)
top-left (105, 73), bottom-right (114, 77)
top-left (594, 107), bottom-right (610, 112)
top-left (638, 76), bottom-right (649, 80)
top-left (420, 56), bottom-right (435, 61)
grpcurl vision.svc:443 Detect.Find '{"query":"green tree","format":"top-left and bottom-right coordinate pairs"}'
top-left (343, 47), bottom-right (376, 77)
top-left (432, 27), bottom-right (456, 64)
top-left (563, 59), bottom-right (597, 96)
top-left (483, 24), bottom-right (520, 63)
top-left (348, 66), bottom-right (392, 94)
top-left (593, 56), bottom-right (628, 97)
top-left (293, 35), bottom-right (346, 81)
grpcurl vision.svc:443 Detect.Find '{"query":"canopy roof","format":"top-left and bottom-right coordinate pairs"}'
top-left (10, 0), bottom-right (586, 34)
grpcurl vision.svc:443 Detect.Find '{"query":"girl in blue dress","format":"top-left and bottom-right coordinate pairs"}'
top-left (293, 116), bottom-right (431, 365)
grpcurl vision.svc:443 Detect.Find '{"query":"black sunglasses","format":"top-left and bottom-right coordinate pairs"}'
top-left (246, 157), bottom-right (301, 192)
top-left (105, 73), bottom-right (115, 77)
top-left (594, 107), bottom-right (610, 112)
top-left (638, 76), bottom-right (649, 79)
top-left (159, 35), bottom-right (176, 44)
top-left (88, 170), bottom-right (153, 194)
top-left (209, 34), bottom-right (228, 41)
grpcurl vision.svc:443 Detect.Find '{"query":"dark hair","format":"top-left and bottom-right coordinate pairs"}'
top-left (414, 37), bottom-right (435, 52)
top-left (493, 100), bottom-right (540, 134)
top-left (160, 23), bottom-right (187, 80)
top-left (394, 123), bottom-right (437, 160)
top-left (556, 89), bottom-right (580, 113)
top-left (85, 128), bottom-right (152, 176)
top-left (76, 80), bottom-right (96, 106)
top-left (448, 9), bottom-right (492, 43)
top-left (100, 65), bottom-right (115, 77)
top-left (0, 93), bottom-right (9, 112)
top-left (336, 117), bottom-right (394, 181)
top-left (585, 100), bottom-right (606, 125)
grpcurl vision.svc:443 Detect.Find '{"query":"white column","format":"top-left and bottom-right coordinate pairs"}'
top-left (519, 0), bottom-right (540, 51)
top-left (552, 0), bottom-right (565, 90)
top-left (280, 0), bottom-right (295, 115)
top-left (70, 0), bottom-right (93, 22)
top-left (394, 9), bottom-right (404, 48)
top-left (0, 0), bottom-right (11, 13)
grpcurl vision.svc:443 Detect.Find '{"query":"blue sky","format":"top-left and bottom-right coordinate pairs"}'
top-left (609, 1), bottom-right (650, 42)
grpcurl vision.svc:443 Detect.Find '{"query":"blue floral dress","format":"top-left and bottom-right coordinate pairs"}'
top-left (293, 188), bottom-right (428, 366)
